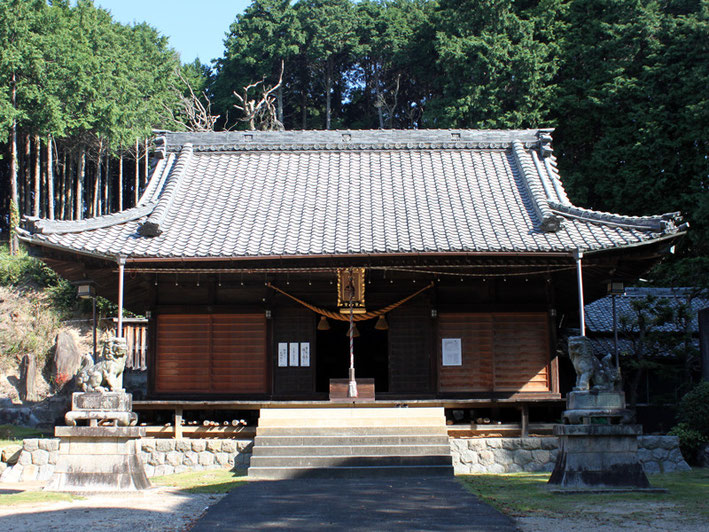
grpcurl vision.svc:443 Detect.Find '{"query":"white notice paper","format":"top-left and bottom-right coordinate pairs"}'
top-left (278, 343), bottom-right (288, 367)
top-left (300, 343), bottom-right (310, 367)
top-left (442, 338), bottom-right (462, 366)
top-left (289, 342), bottom-right (300, 367)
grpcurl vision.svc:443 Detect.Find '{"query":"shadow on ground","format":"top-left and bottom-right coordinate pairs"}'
top-left (191, 476), bottom-right (518, 531)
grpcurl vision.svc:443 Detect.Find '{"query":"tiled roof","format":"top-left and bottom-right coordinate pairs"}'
top-left (585, 287), bottom-right (709, 334)
top-left (586, 336), bottom-right (699, 359)
top-left (18, 129), bottom-right (686, 260)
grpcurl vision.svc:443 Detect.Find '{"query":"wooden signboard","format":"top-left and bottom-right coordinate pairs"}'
top-left (337, 268), bottom-right (366, 311)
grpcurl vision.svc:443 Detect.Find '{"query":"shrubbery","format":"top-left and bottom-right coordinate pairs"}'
top-left (670, 382), bottom-right (709, 464)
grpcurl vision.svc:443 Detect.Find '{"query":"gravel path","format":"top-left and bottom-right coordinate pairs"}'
top-left (516, 501), bottom-right (708, 532)
top-left (0, 485), bottom-right (225, 532)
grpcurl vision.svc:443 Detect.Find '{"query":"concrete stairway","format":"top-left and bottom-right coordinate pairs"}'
top-left (247, 407), bottom-right (453, 479)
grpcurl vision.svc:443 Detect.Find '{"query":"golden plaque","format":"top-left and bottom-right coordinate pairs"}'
top-left (337, 268), bottom-right (366, 313)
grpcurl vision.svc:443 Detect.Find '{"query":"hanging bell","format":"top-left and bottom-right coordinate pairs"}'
top-left (375, 314), bottom-right (389, 331)
top-left (347, 323), bottom-right (360, 338)
top-left (317, 316), bottom-right (331, 331)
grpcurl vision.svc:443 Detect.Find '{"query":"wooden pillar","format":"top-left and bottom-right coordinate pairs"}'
top-left (174, 407), bottom-right (183, 439)
top-left (574, 250), bottom-right (585, 336)
top-left (117, 257), bottom-right (126, 337)
top-left (520, 404), bottom-right (529, 438)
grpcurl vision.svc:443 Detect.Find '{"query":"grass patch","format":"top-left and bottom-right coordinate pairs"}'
top-left (460, 470), bottom-right (709, 520)
top-left (151, 469), bottom-right (245, 494)
top-left (0, 424), bottom-right (50, 449)
top-left (0, 490), bottom-right (77, 507)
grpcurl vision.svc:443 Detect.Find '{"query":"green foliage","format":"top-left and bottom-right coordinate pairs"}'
top-left (669, 382), bottom-right (709, 463)
top-left (0, 245), bottom-right (58, 288)
top-left (428, 0), bottom-right (560, 128)
top-left (676, 382), bottom-right (709, 437)
top-left (668, 423), bottom-right (707, 464)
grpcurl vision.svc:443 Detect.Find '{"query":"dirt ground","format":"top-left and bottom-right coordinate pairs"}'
top-left (517, 501), bottom-right (708, 532)
top-left (0, 483), bottom-right (225, 532)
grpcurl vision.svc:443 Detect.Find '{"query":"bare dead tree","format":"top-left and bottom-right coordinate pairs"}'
top-left (164, 69), bottom-right (220, 132)
top-left (233, 61), bottom-right (284, 131)
top-left (374, 74), bottom-right (401, 129)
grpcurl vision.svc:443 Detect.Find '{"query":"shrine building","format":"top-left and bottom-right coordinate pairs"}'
top-left (18, 129), bottom-right (686, 428)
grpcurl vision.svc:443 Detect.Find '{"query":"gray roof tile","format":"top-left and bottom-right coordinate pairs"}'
top-left (19, 129), bottom-right (685, 260)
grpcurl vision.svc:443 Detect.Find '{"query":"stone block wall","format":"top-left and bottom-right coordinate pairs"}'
top-left (0, 437), bottom-right (254, 483)
top-left (450, 435), bottom-right (691, 475)
top-left (138, 438), bottom-right (253, 477)
top-left (1, 435), bottom-right (690, 483)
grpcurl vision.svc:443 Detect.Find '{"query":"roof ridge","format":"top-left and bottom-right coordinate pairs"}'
top-left (21, 203), bottom-right (155, 235)
top-left (159, 129), bottom-right (550, 152)
top-left (137, 153), bottom-right (171, 206)
top-left (511, 141), bottom-right (563, 232)
top-left (138, 144), bottom-right (194, 237)
top-left (549, 201), bottom-right (685, 233)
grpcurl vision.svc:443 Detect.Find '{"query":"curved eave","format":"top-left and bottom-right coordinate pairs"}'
top-left (17, 230), bottom-right (121, 263)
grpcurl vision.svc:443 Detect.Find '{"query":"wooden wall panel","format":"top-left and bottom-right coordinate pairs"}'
top-left (155, 315), bottom-right (210, 393)
top-left (211, 315), bottom-right (268, 394)
top-left (437, 312), bottom-right (550, 393)
top-left (438, 313), bottom-right (493, 392)
top-left (154, 313), bottom-right (267, 394)
top-left (388, 302), bottom-right (432, 393)
top-left (493, 313), bottom-right (550, 392)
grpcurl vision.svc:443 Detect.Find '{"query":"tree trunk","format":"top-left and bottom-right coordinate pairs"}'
top-left (59, 150), bottom-right (66, 220)
top-left (92, 148), bottom-right (101, 217)
top-left (47, 137), bottom-right (54, 219)
top-left (118, 151), bottom-right (123, 211)
top-left (67, 154), bottom-right (74, 221)
top-left (278, 83), bottom-right (284, 125)
top-left (134, 138), bottom-right (140, 205)
top-left (325, 56), bottom-right (333, 130)
top-left (144, 137), bottom-right (149, 189)
top-left (9, 73), bottom-right (19, 254)
top-left (33, 134), bottom-right (41, 217)
top-left (9, 73), bottom-right (18, 209)
top-left (103, 152), bottom-right (109, 215)
top-left (24, 133), bottom-right (31, 215)
top-left (76, 149), bottom-right (85, 220)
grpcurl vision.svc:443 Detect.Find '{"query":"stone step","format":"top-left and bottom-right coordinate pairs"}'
top-left (250, 455), bottom-right (452, 469)
top-left (252, 444), bottom-right (452, 457)
top-left (254, 434), bottom-right (451, 447)
top-left (247, 465), bottom-right (454, 479)
top-left (259, 407), bottom-right (444, 420)
top-left (256, 426), bottom-right (449, 437)
top-left (248, 407), bottom-right (453, 479)
top-left (258, 417), bottom-right (445, 428)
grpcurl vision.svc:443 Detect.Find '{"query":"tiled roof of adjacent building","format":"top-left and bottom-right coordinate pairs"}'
top-left (585, 287), bottom-right (709, 334)
top-left (18, 129), bottom-right (686, 260)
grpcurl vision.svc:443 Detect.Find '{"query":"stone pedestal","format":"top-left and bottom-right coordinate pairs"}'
top-left (65, 391), bottom-right (137, 427)
top-left (562, 391), bottom-right (633, 424)
top-left (45, 426), bottom-right (150, 492)
top-left (548, 424), bottom-right (658, 491)
top-left (45, 391), bottom-right (149, 492)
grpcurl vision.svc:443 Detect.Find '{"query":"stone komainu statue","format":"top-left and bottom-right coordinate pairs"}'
top-left (76, 337), bottom-right (128, 392)
top-left (567, 336), bottom-right (620, 392)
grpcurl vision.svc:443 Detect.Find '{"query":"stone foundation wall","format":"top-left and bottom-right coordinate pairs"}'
top-left (138, 438), bottom-right (253, 477)
top-left (0, 438), bottom-right (254, 482)
top-left (2, 435), bottom-right (690, 483)
top-left (450, 435), bottom-right (691, 475)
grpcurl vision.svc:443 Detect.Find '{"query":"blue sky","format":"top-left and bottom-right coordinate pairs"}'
top-left (95, 0), bottom-right (252, 65)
